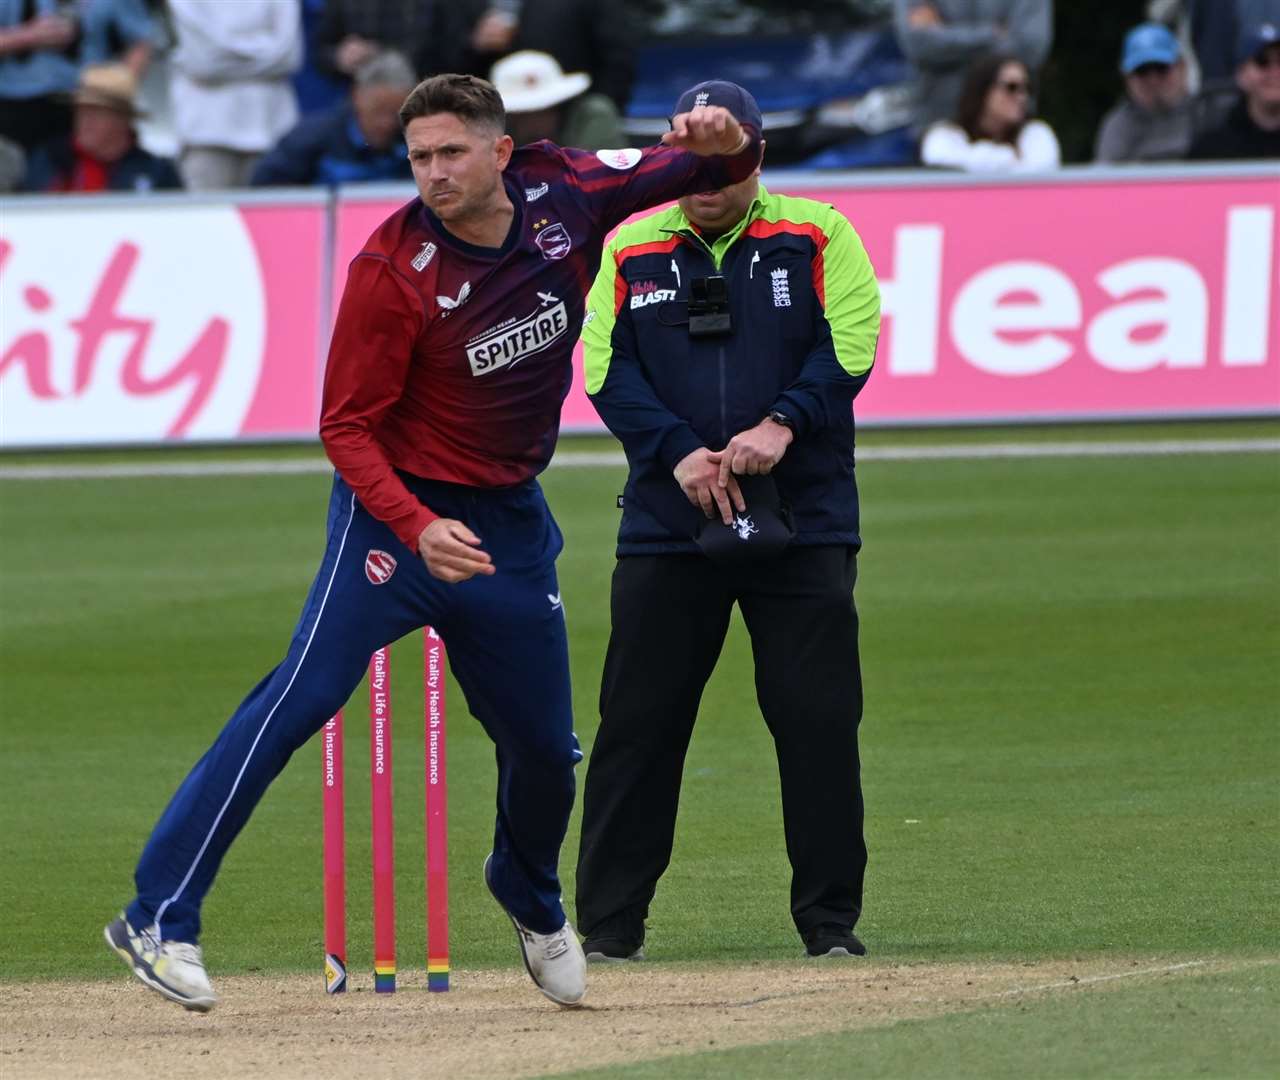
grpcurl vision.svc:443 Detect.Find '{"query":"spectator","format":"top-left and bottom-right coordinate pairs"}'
top-left (1188, 0), bottom-right (1280, 83)
top-left (0, 0), bottom-right (78, 151)
top-left (490, 50), bottom-right (621, 151)
top-left (894, 0), bottom-right (1053, 132)
top-left (78, 0), bottom-right (158, 75)
top-left (921, 53), bottom-right (1060, 172)
top-left (0, 133), bottom-right (25, 191)
top-left (455, 0), bottom-right (636, 111)
top-left (167, 0), bottom-right (302, 190)
top-left (313, 0), bottom-right (437, 85)
top-left (23, 62), bottom-right (180, 192)
top-left (292, 0), bottom-right (346, 114)
top-left (252, 50), bottom-right (415, 187)
top-left (1190, 18), bottom-right (1280, 158)
top-left (1095, 23), bottom-right (1194, 162)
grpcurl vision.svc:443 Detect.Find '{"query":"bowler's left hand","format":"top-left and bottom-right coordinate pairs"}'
top-left (713, 418), bottom-right (794, 488)
top-left (662, 106), bottom-right (748, 156)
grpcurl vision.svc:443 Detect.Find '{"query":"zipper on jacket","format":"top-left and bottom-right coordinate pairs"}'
top-left (718, 343), bottom-right (727, 446)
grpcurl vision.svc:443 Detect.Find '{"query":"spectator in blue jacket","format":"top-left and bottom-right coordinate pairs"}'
top-left (78, 0), bottom-right (158, 75)
top-left (23, 62), bottom-right (180, 192)
top-left (252, 50), bottom-right (416, 187)
top-left (0, 0), bottom-right (79, 151)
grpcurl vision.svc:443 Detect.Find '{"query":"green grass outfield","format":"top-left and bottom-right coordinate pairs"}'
top-left (2, 420), bottom-right (1277, 1075)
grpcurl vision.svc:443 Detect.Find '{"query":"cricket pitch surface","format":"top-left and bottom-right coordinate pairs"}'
top-left (0, 957), bottom-right (1240, 1079)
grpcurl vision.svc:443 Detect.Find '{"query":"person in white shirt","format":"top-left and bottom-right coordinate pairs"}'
top-left (920, 53), bottom-right (1060, 172)
top-left (168, 0), bottom-right (303, 190)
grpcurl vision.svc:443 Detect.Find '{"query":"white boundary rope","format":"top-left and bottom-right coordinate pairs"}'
top-left (1, 438), bottom-right (1276, 481)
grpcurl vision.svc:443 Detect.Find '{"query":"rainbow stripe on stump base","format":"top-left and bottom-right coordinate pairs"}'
top-left (374, 965), bottom-right (396, 993)
top-left (428, 961), bottom-right (449, 992)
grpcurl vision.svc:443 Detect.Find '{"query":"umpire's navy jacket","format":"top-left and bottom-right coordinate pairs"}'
top-left (582, 184), bottom-right (881, 554)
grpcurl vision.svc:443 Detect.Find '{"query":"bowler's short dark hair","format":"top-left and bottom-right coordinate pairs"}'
top-left (399, 74), bottom-right (505, 133)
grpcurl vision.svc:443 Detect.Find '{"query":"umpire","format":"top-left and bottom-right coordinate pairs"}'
top-left (575, 80), bottom-right (881, 961)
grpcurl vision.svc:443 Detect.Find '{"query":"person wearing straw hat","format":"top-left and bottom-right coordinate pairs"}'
top-left (490, 50), bottom-right (621, 151)
top-left (23, 62), bottom-right (180, 192)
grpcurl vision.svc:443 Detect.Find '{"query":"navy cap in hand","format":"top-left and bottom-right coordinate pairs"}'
top-left (672, 80), bottom-right (763, 132)
top-left (694, 474), bottom-right (793, 564)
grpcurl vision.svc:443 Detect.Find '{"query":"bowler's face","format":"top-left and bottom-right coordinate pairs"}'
top-left (405, 113), bottom-right (511, 222)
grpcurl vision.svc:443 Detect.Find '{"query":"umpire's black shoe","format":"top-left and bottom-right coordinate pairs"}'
top-left (581, 915), bottom-right (645, 963)
top-left (803, 923), bottom-right (867, 958)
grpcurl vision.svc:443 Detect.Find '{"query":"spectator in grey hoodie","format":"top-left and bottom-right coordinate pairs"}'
top-left (1095, 22), bottom-right (1194, 162)
top-left (894, 0), bottom-right (1053, 131)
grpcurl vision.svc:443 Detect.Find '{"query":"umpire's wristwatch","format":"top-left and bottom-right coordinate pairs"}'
top-left (766, 409), bottom-right (794, 430)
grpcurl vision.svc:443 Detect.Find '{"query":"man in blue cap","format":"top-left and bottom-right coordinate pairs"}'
top-left (574, 80), bottom-right (880, 964)
top-left (1190, 18), bottom-right (1280, 158)
top-left (1094, 22), bottom-right (1193, 162)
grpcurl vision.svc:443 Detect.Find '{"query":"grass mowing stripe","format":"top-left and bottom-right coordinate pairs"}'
top-left (1, 435), bottom-right (1276, 983)
top-left (1, 436), bottom-right (1277, 479)
top-left (547, 961), bottom-right (1280, 1080)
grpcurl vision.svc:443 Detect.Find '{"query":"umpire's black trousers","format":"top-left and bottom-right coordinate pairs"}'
top-left (575, 545), bottom-right (866, 941)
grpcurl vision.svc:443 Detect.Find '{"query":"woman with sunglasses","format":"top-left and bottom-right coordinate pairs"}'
top-left (920, 53), bottom-right (1060, 172)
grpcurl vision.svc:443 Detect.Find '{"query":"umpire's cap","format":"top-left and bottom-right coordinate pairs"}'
top-left (672, 80), bottom-right (763, 132)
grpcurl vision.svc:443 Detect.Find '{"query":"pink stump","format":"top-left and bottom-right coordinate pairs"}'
top-left (322, 712), bottom-right (346, 993)
top-left (424, 627), bottom-right (449, 991)
top-left (369, 647), bottom-right (396, 992)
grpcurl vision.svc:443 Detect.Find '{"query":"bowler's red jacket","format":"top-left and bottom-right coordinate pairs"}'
top-left (319, 134), bottom-right (762, 547)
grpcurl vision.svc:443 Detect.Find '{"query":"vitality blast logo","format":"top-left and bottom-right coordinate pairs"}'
top-left (630, 280), bottom-right (677, 310)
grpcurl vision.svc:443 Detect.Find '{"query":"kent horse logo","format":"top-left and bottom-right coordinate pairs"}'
top-left (365, 549), bottom-right (397, 585)
top-left (732, 514), bottom-right (759, 541)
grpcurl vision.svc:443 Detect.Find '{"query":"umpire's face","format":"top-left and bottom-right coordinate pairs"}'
top-left (678, 145), bottom-right (763, 233)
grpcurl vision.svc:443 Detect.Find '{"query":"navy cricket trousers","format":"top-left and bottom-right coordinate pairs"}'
top-left (127, 472), bottom-right (580, 944)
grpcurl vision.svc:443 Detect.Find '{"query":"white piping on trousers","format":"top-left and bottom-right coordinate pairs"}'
top-left (152, 492), bottom-right (358, 939)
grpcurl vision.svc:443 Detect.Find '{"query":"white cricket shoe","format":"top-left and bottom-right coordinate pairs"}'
top-left (484, 854), bottom-right (586, 1007)
top-left (104, 914), bottom-right (218, 1012)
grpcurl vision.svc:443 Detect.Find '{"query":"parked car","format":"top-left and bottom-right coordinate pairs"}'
top-left (623, 0), bottom-right (917, 168)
